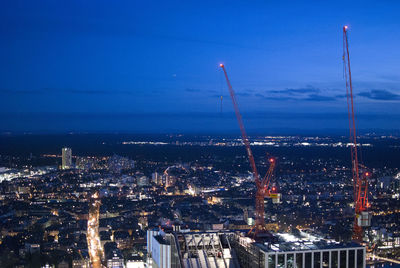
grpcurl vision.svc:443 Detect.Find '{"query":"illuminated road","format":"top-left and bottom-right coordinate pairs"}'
top-left (87, 192), bottom-right (104, 268)
top-left (369, 254), bottom-right (400, 265)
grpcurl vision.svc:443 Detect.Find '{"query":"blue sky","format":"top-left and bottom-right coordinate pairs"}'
top-left (1, 0), bottom-right (399, 133)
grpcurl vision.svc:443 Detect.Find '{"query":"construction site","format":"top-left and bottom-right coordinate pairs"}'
top-left (143, 26), bottom-right (379, 268)
top-left (2, 1), bottom-right (400, 268)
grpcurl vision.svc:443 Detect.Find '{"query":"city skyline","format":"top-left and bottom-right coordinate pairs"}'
top-left (1, 2), bottom-right (400, 267)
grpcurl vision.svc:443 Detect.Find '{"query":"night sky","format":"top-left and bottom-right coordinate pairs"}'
top-left (1, 0), bottom-right (399, 133)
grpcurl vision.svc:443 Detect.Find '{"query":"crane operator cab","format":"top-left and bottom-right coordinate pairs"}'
top-left (269, 183), bottom-right (281, 204)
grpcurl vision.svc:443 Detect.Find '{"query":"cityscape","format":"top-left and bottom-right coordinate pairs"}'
top-left (0, 133), bottom-right (399, 267)
top-left (1, 1), bottom-right (400, 268)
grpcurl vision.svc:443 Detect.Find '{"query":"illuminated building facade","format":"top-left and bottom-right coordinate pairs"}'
top-left (62, 147), bottom-right (72, 169)
top-left (231, 231), bottom-right (366, 268)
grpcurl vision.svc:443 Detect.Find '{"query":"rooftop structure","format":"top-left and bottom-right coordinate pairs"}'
top-left (147, 229), bottom-right (240, 268)
top-left (231, 230), bottom-right (365, 268)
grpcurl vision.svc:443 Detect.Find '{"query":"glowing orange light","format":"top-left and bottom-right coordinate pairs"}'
top-left (219, 64), bottom-right (224, 67)
top-left (344, 25), bottom-right (348, 30)
top-left (365, 172), bottom-right (370, 176)
top-left (269, 158), bottom-right (274, 163)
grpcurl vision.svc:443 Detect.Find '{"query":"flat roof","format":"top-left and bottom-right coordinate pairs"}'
top-left (255, 232), bottom-right (364, 253)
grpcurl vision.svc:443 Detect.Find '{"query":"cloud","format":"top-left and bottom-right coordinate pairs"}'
top-left (253, 85), bottom-right (339, 102)
top-left (358, 89), bottom-right (400, 101)
top-left (334, 94), bottom-right (348, 99)
top-left (236, 92), bottom-right (252, 97)
top-left (185, 88), bottom-right (201, 93)
top-left (68, 89), bottom-right (132, 95)
top-left (210, 94), bottom-right (229, 99)
top-left (377, 74), bottom-right (400, 82)
top-left (255, 91), bottom-right (336, 102)
top-left (4, 111), bottom-right (399, 122)
top-left (269, 86), bottom-right (320, 95)
top-left (254, 93), bottom-right (297, 101)
top-left (303, 94), bottom-right (337, 102)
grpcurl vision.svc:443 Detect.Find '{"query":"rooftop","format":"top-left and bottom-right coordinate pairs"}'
top-left (253, 230), bottom-right (364, 253)
top-left (153, 234), bottom-right (169, 245)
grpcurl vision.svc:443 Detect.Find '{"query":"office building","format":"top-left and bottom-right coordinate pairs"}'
top-left (61, 147), bottom-right (72, 169)
top-left (231, 231), bottom-right (366, 268)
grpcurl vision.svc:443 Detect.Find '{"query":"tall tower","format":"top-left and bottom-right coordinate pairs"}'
top-left (61, 147), bottom-right (72, 169)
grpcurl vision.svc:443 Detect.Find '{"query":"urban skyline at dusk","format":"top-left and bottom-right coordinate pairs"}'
top-left (1, 1), bottom-right (400, 268)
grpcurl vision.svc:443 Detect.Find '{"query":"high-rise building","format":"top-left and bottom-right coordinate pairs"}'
top-left (146, 228), bottom-right (366, 268)
top-left (152, 172), bottom-right (163, 185)
top-left (137, 176), bottom-right (149, 187)
top-left (61, 147), bottom-right (72, 169)
top-left (230, 230), bottom-right (366, 268)
top-left (147, 229), bottom-right (240, 268)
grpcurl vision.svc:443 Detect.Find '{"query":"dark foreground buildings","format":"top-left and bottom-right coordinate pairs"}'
top-left (147, 227), bottom-right (366, 268)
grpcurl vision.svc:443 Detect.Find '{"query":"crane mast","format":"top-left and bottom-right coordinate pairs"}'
top-left (342, 26), bottom-right (371, 242)
top-left (220, 64), bottom-right (276, 234)
top-left (220, 64), bottom-right (259, 184)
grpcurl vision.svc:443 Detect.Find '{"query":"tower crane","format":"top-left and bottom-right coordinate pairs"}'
top-left (220, 64), bottom-right (279, 236)
top-left (342, 26), bottom-right (371, 242)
